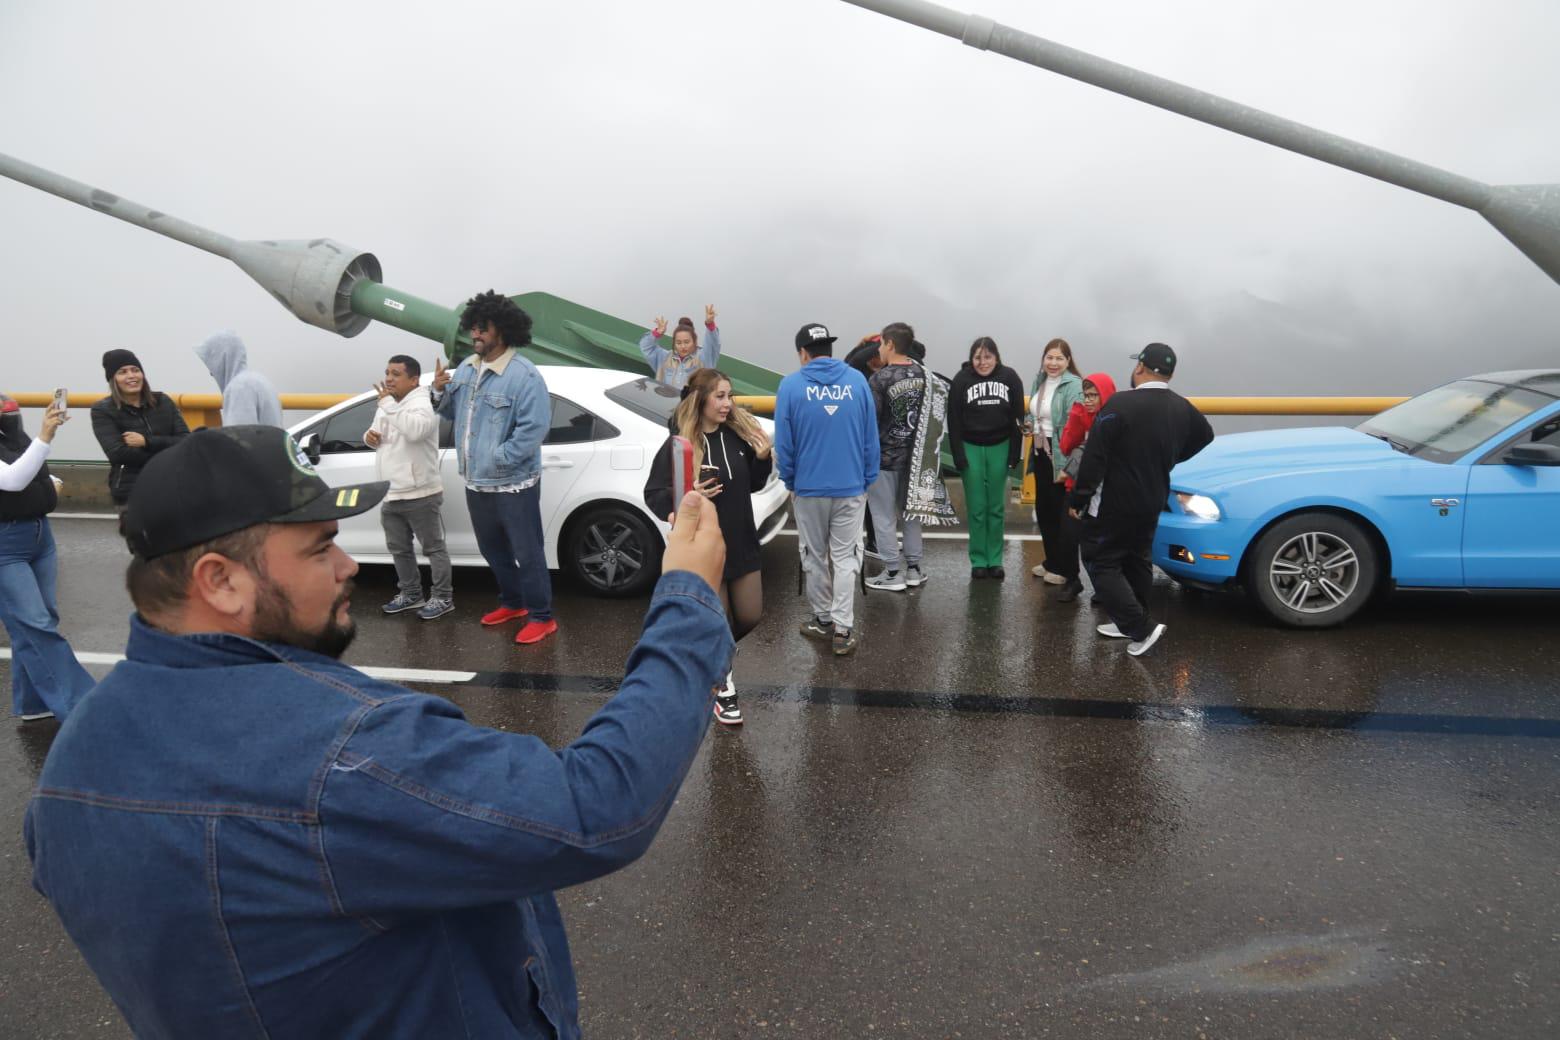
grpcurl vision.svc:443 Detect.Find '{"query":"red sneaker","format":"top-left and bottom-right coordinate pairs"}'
top-left (515, 619), bottom-right (558, 645)
top-left (481, 605), bottom-right (529, 626)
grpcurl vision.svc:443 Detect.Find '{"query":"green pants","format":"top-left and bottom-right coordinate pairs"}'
top-left (961, 442), bottom-right (1010, 568)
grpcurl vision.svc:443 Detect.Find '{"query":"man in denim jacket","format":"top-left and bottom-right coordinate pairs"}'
top-left (26, 424), bottom-right (733, 1039)
top-left (433, 290), bottom-right (558, 644)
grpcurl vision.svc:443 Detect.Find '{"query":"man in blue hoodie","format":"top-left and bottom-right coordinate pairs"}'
top-left (774, 323), bottom-right (879, 655)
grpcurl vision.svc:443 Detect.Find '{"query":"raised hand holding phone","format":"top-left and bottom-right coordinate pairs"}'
top-left (663, 491), bottom-right (725, 591)
top-left (670, 435), bottom-right (695, 507)
top-left (52, 387), bottom-right (68, 417)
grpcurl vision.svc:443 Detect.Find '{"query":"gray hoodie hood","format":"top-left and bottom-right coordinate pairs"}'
top-left (194, 331), bottom-right (247, 391)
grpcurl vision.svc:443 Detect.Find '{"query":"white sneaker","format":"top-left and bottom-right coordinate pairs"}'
top-left (1096, 623), bottom-right (1129, 639)
top-left (904, 565), bottom-right (926, 588)
top-left (865, 570), bottom-right (908, 592)
top-left (1031, 564), bottom-right (1048, 578)
top-left (1042, 570), bottom-right (1067, 586)
top-left (721, 672), bottom-right (736, 698)
top-left (1127, 624), bottom-right (1167, 657)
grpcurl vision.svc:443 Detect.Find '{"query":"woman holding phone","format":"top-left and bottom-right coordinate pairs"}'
top-left (644, 368), bottom-right (773, 726)
top-left (89, 349), bottom-right (190, 509)
top-left (0, 394), bottom-right (95, 721)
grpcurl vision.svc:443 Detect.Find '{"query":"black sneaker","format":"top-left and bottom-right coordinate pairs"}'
top-left (800, 616), bottom-right (834, 641)
top-left (832, 627), bottom-right (858, 656)
top-left (989, 566), bottom-right (1005, 581)
top-left (1057, 579), bottom-right (1084, 603)
top-left (713, 693), bottom-right (743, 726)
top-left (971, 567), bottom-right (990, 579)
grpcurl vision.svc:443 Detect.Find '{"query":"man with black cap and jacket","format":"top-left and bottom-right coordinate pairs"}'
top-left (27, 424), bottom-right (734, 1039)
top-left (1068, 343), bottom-right (1213, 657)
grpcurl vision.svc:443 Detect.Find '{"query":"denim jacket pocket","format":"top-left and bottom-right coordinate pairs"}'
top-left (483, 393), bottom-right (514, 422)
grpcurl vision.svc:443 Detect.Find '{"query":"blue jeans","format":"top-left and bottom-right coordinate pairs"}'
top-left (0, 518), bottom-right (94, 718)
top-left (465, 486), bottom-right (553, 622)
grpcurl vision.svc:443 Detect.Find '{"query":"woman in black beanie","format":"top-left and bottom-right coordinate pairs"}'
top-left (89, 350), bottom-right (190, 508)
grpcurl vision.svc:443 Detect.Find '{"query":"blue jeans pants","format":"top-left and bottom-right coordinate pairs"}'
top-left (0, 518), bottom-right (95, 718)
top-left (465, 486), bottom-right (553, 622)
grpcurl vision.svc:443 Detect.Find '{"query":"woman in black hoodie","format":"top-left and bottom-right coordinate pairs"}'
top-left (645, 368), bottom-right (773, 727)
top-left (948, 337), bottom-right (1026, 579)
top-left (89, 349), bottom-right (190, 508)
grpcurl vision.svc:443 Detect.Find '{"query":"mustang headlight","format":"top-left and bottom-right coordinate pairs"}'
top-left (1176, 493), bottom-right (1221, 520)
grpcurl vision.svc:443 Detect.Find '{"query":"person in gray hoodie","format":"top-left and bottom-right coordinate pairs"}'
top-left (194, 331), bottom-right (283, 427)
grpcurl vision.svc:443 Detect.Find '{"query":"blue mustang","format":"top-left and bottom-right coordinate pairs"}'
top-left (1155, 370), bottom-right (1560, 627)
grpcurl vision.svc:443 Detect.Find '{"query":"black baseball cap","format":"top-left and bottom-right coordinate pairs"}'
top-left (123, 425), bottom-right (388, 560)
top-left (1130, 342), bottom-right (1177, 376)
top-left (795, 323), bottom-right (838, 351)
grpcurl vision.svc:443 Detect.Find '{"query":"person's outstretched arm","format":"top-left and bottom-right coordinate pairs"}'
top-left (318, 494), bottom-right (733, 913)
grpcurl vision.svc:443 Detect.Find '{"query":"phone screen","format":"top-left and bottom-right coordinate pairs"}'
top-left (670, 436), bottom-right (695, 505)
top-left (52, 387), bottom-right (68, 413)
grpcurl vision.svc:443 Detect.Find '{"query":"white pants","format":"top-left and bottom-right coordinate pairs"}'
top-left (792, 494), bottom-right (867, 631)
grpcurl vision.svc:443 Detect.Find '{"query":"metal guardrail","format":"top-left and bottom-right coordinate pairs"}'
top-left (12, 391), bottom-right (1409, 427)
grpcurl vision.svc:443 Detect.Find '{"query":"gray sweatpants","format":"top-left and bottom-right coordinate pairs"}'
top-left (792, 493), bottom-right (866, 632)
top-left (866, 469), bottom-right (922, 571)
top-left (380, 492), bottom-right (453, 601)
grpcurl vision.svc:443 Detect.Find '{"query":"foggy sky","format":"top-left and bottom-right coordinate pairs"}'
top-left (4, 0), bottom-right (1559, 459)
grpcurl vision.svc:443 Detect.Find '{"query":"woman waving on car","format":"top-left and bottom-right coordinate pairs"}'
top-left (639, 305), bottom-right (722, 390)
top-left (644, 368), bottom-right (772, 727)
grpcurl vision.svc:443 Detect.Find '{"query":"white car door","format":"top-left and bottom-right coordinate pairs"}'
top-left (302, 395), bottom-right (385, 558)
top-left (538, 394), bottom-right (597, 531)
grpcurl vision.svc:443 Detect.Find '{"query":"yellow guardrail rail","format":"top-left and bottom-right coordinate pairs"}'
top-left (14, 391), bottom-right (1410, 506)
top-left (13, 391), bottom-right (1411, 425)
top-left (16, 391), bottom-right (1410, 508)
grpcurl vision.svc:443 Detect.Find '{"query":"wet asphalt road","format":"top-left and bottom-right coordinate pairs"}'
top-left (2, 517), bottom-right (1558, 1038)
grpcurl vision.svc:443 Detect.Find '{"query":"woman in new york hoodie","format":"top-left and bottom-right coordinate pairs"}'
top-left (948, 338), bottom-right (1026, 579)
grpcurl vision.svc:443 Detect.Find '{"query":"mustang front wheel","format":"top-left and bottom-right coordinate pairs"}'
top-left (1247, 513), bottom-right (1378, 628)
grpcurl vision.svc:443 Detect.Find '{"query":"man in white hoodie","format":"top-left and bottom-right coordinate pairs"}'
top-left (194, 330), bottom-right (284, 427)
top-left (363, 355), bottom-right (454, 620)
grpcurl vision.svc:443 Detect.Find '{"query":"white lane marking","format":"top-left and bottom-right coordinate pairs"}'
top-left (0, 649), bottom-right (474, 685)
top-left (774, 529), bottom-right (1045, 543)
top-left (357, 666), bottom-right (477, 684)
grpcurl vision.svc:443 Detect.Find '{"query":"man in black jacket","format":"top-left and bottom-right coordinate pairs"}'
top-left (1068, 343), bottom-right (1213, 656)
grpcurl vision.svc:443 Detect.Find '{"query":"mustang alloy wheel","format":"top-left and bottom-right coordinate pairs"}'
top-left (1247, 512), bottom-right (1378, 628)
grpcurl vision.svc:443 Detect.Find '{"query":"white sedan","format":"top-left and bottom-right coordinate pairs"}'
top-left (290, 366), bottom-right (791, 597)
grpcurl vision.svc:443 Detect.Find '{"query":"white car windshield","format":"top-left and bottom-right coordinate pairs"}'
top-left (1356, 379), bottom-right (1550, 464)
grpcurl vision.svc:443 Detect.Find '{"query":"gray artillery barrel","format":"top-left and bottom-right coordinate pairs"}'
top-left (838, 0), bottom-right (1560, 286)
top-left (0, 151), bottom-right (382, 337)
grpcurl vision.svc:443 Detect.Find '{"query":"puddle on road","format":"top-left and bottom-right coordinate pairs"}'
top-left (1082, 932), bottom-right (1390, 995)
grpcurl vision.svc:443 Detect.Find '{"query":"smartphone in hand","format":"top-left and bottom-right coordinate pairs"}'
top-left (670, 436), bottom-right (695, 507)
top-left (52, 387), bottom-right (68, 416)
top-left (699, 463), bottom-right (723, 492)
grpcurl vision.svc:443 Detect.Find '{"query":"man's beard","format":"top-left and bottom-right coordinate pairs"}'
top-left (252, 579), bottom-right (357, 659)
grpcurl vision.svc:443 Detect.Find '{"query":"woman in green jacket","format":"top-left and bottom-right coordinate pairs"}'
top-left (1026, 338), bottom-right (1082, 584)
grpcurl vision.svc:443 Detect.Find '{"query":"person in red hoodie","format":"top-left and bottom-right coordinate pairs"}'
top-left (1053, 372), bottom-right (1117, 602)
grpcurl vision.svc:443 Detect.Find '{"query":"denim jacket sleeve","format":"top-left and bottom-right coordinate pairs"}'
top-left (638, 331), bottom-right (669, 376)
top-left (700, 325), bottom-right (721, 369)
top-left (498, 368), bottom-right (551, 471)
top-left (317, 571), bottom-right (733, 915)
